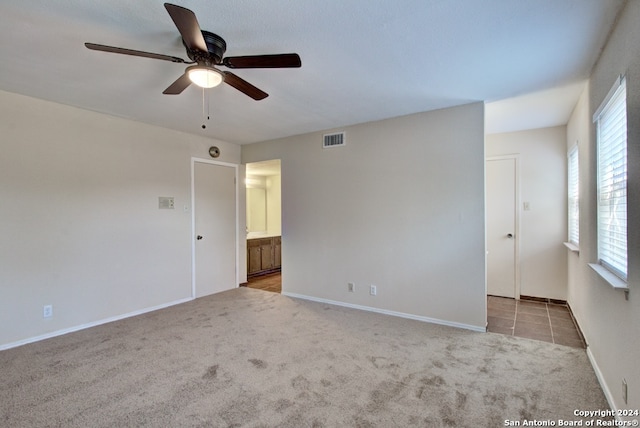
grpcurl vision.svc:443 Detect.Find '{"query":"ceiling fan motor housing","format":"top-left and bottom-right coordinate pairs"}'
top-left (184, 31), bottom-right (226, 65)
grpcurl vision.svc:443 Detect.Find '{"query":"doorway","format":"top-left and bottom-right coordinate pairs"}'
top-left (245, 159), bottom-right (282, 292)
top-left (192, 159), bottom-right (238, 298)
top-left (486, 156), bottom-right (519, 299)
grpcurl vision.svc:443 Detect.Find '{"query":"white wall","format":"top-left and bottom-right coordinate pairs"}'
top-left (566, 0), bottom-right (640, 416)
top-left (486, 126), bottom-right (568, 300)
top-left (0, 90), bottom-right (241, 348)
top-left (247, 177), bottom-right (268, 232)
top-left (245, 172), bottom-right (281, 238)
top-left (243, 103), bottom-right (486, 330)
top-left (266, 174), bottom-right (282, 236)
top-left (566, 86), bottom-right (590, 310)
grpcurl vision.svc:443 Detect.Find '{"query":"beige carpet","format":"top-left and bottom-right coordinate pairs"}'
top-left (1, 288), bottom-right (609, 427)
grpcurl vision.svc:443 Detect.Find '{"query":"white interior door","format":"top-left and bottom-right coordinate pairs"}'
top-left (193, 160), bottom-right (237, 298)
top-left (486, 157), bottom-right (518, 298)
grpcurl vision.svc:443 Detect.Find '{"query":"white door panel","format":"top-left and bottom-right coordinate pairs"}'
top-left (486, 158), bottom-right (517, 298)
top-left (194, 161), bottom-right (237, 297)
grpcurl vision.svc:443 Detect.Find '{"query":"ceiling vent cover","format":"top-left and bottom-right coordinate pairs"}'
top-left (323, 132), bottom-right (345, 148)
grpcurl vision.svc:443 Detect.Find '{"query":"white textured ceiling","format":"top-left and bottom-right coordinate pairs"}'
top-left (0, 1), bottom-right (625, 144)
top-left (485, 80), bottom-right (588, 135)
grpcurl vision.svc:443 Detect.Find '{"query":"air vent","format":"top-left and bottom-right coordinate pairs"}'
top-left (323, 132), bottom-right (345, 148)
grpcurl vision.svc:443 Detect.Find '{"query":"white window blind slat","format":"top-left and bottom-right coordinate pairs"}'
top-left (567, 146), bottom-right (579, 246)
top-left (595, 76), bottom-right (627, 281)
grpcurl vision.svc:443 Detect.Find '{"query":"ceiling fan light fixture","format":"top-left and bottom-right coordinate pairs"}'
top-left (187, 66), bottom-right (223, 88)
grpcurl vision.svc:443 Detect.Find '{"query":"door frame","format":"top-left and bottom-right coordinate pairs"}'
top-left (486, 154), bottom-right (521, 299)
top-left (191, 157), bottom-right (240, 299)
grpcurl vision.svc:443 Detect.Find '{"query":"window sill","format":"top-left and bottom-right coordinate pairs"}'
top-left (588, 263), bottom-right (628, 290)
top-left (563, 242), bottom-right (580, 253)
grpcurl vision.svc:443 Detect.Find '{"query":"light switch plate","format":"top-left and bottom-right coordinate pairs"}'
top-left (159, 197), bottom-right (175, 209)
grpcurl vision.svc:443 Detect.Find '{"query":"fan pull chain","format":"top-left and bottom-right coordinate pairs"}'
top-left (200, 88), bottom-right (212, 129)
top-left (201, 88), bottom-right (207, 129)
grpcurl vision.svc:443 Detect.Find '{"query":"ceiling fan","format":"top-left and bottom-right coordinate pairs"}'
top-left (85, 3), bottom-right (301, 100)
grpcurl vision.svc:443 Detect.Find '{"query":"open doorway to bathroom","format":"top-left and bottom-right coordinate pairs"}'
top-left (245, 159), bottom-right (282, 293)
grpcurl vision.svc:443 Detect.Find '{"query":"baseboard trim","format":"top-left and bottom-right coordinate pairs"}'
top-left (565, 302), bottom-right (587, 345)
top-left (520, 295), bottom-right (567, 305)
top-left (568, 303), bottom-right (618, 418)
top-left (586, 347), bottom-right (619, 420)
top-left (282, 292), bottom-right (486, 333)
top-left (0, 297), bottom-right (194, 351)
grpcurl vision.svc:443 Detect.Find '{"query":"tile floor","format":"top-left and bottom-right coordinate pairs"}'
top-left (487, 295), bottom-right (586, 348)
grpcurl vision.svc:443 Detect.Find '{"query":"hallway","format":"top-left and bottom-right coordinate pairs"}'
top-left (245, 275), bottom-right (585, 349)
top-left (487, 295), bottom-right (585, 348)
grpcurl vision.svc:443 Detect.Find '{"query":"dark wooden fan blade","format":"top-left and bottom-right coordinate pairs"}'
top-left (164, 3), bottom-right (208, 53)
top-left (163, 73), bottom-right (192, 95)
top-left (223, 53), bottom-right (301, 69)
top-left (85, 43), bottom-right (186, 63)
top-left (223, 72), bottom-right (268, 100)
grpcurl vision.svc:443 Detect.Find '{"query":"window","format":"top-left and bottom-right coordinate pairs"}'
top-left (567, 145), bottom-right (579, 246)
top-left (593, 75), bottom-right (627, 281)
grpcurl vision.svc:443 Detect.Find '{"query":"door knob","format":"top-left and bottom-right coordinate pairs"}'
top-left (507, 233), bottom-right (514, 238)
top-left (197, 235), bottom-right (203, 240)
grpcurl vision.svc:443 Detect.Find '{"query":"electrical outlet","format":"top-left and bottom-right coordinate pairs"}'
top-left (43, 305), bottom-right (53, 318)
top-left (348, 282), bottom-right (355, 292)
top-left (622, 378), bottom-right (628, 404)
top-left (370, 285), bottom-right (377, 296)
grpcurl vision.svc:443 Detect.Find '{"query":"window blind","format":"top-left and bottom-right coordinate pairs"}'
top-left (595, 76), bottom-right (627, 280)
top-left (567, 146), bottom-right (579, 246)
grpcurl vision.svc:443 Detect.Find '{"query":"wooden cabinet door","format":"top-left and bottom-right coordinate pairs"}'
top-left (248, 245), bottom-right (262, 274)
top-left (247, 237), bottom-right (281, 277)
top-left (260, 241), bottom-right (273, 270)
top-left (273, 237), bottom-right (281, 268)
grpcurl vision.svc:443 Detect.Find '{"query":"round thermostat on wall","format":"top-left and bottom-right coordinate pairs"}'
top-left (209, 146), bottom-right (220, 158)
